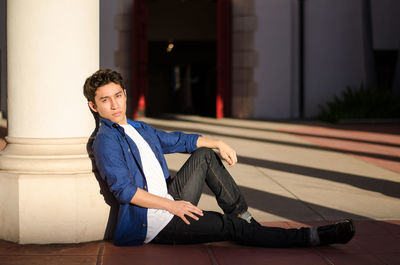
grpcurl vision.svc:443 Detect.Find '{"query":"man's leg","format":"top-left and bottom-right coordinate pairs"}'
top-left (167, 147), bottom-right (248, 217)
top-left (152, 211), bottom-right (309, 247)
top-left (161, 148), bottom-right (355, 247)
top-left (152, 212), bottom-right (355, 248)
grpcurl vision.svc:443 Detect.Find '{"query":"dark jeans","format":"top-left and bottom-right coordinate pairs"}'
top-left (152, 148), bottom-right (309, 247)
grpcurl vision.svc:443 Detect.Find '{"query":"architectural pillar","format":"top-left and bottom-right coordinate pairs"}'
top-left (0, 0), bottom-right (109, 244)
top-left (0, 0), bottom-right (6, 119)
top-left (232, 0), bottom-right (258, 118)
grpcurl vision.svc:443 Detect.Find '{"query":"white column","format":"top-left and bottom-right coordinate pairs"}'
top-left (0, 0), bottom-right (109, 244)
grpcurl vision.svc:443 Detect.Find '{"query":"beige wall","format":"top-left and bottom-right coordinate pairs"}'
top-left (252, 0), bottom-right (400, 119)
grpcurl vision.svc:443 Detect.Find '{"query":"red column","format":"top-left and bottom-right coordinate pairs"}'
top-left (216, 0), bottom-right (232, 118)
top-left (133, 0), bottom-right (148, 119)
top-left (0, 49), bottom-right (2, 113)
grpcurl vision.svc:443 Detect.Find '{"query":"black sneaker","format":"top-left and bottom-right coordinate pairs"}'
top-left (317, 219), bottom-right (355, 245)
top-left (250, 217), bottom-right (262, 227)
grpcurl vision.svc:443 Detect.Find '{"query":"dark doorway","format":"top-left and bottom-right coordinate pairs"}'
top-left (375, 50), bottom-right (398, 91)
top-left (147, 0), bottom-right (217, 117)
top-left (133, 0), bottom-right (231, 118)
top-left (148, 41), bottom-right (216, 117)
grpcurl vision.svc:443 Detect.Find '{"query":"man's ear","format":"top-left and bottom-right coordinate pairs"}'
top-left (88, 101), bottom-right (98, 113)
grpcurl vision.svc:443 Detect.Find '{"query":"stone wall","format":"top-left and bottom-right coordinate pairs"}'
top-left (231, 0), bottom-right (258, 118)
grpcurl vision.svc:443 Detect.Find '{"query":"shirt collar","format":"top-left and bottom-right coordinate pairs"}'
top-left (99, 116), bottom-right (141, 129)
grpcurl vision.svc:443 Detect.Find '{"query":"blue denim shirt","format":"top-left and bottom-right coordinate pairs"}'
top-left (92, 117), bottom-right (200, 246)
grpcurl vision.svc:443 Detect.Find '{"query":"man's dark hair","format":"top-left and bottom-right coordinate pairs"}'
top-left (83, 69), bottom-right (125, 103)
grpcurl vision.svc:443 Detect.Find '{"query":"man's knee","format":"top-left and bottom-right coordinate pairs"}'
top-left (193, 147), bottom-right (215, 158)
top-left (194, 147), bottom-right (225, 167)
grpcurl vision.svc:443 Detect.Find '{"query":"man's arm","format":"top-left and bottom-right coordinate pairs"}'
top-left (196, 136), bottom-right (238, 167)
top-left (130, 188), bottom-right (203, 225)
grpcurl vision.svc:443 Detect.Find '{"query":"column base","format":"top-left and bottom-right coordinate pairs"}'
top-left (0, 137), bottom-right (110, 244)
top-left (0, 172), bottom-right (109, 244)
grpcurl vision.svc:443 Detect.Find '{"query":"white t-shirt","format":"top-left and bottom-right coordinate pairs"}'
top-left (121, 124), bottom-right (174, 243)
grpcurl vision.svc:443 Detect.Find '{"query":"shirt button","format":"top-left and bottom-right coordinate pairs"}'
top-left (144, 185), bottom-right (147, 189)
top-left (128, 148), bottom-right (131, 152)
top-left (142, 223), bottom-right (146, 227)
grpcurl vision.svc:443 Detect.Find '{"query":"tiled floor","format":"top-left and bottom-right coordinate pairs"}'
top-left (1, 220), bottom-right (399, 265)
top-left (279, 123), bottom-right (400, 173)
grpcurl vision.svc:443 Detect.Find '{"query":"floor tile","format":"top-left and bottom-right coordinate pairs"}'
top-left (0, 255), bottom-right (98, 265)
top-left (103, 243), bottom-right (213, 265)
top-left (355, 220), bottom-right (390, 236)
top-left (314, 240), bottom-right (367, 256)
top-left (0, 240), bottom-right (101, 256)
top-left (284, 221), bottom-right (312, 229)
top-left (355, 234), bottom-right (400, 254)
top-left (211, 246), bottom-right (328, 265)
top-left (375, 220), bottom-right (400, 236)
top-left (260, 221), bottom-right (290, 229)
top-left (322, 254), bottom-right (386, 265)
top-left (375, 253), bottom-right (400, 265)
top-left (280, 125), bottom-right (400, 173)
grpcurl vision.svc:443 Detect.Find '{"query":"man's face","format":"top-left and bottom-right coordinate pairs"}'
top-left (88, 82), bottom-right (128, 125)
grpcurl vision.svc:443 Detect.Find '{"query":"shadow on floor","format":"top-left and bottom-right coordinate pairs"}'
top-left (238, 155), bottom-right (400, 199)
top-left (168, 169), bottom-right (371, 222)
top-left (150, 123), bottom-right (400, 163)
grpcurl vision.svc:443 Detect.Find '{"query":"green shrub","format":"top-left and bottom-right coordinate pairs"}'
top-left (317, 84), bottom-right (400, 123)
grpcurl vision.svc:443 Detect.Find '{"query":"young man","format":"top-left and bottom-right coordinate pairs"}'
top-left (83, 69), bottom-right (355, 247)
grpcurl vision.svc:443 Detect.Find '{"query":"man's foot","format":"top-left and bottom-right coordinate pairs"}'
top-left (249, 217), bottom-right (262, 227)
top-left (317, 219), bottom-right (355, 246)
top-left (238, 211), bottom-right (262, 226)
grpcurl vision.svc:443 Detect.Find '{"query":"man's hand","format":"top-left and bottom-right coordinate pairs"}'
top-left (168, 200), bottom-right (204, 225)
top-left (217, 140), bottom-right (237, 167)
top-left (131, 189), bottom-right (203, 225)
top-left (197, 136), bottom-right (238, 167)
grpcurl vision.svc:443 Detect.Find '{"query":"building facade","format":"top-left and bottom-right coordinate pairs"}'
top-left (98, 0), bottom-right (400, 120)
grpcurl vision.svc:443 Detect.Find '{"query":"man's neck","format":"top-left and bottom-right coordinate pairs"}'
top-left (118, 117), bottom-right (128, 125)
